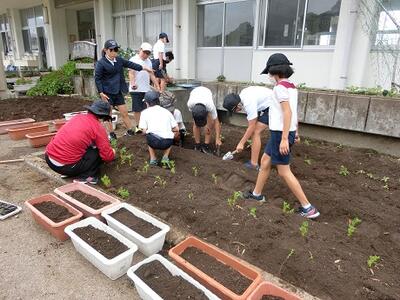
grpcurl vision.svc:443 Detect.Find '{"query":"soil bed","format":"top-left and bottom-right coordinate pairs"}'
top-left (99, 124), bottom-right (400, 300)
top-left (261, 296), bottom-right (284, 300)
top-left (109, 207), bottom-right (160, 238)
top-left (0, 96), bottom-right (91, 122)
top-left (135, 260), bottom-right (208, 300)
top-left (181, 246), bottom-right (252, 295)
top-left (33, 201), bottom-right (74, 223)
top-left (73, 225), bottom-right (128, 259)
top-left (67, 190), bottom-right (109, 209)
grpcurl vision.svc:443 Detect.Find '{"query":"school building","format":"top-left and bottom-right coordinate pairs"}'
top-left (0, 0), bottom-right (399, 95)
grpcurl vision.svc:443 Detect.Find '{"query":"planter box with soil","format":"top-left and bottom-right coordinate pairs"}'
top-left (0, 118), bottom-right (35, 135)
top-left (127, 254), bottom-right (220, 300)
top-left (7, 123), bottom-right (49, 140)
top-left (53, 119), bottom-right (68, 131)
top-left (54, 182), bottom-right (120, 219)
top-left (102, 203), bottom-right (170, 256)
top-left (169, 236), bottom-right (262, 300)
top-left (26, 130), bottom-right (56, 147)
top-left (247, 282), bottom-right (301, 300)
top-left (64, 217), bottom-right (138, 280)
top-left (25, 194), bottom-right (83, 241)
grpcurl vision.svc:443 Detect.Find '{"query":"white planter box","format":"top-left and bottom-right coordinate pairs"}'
top-left (64, 217), bottom-right (138, 280)
top-left (102, 203), bottom-right (170, 256)
top-left (127, 254), bottom-right (220, 300)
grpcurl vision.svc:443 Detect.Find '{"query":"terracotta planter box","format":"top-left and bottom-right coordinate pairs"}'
top-left (54, 182), bottom-right (120, 219)
top-left (169, 236), bottom-right (262, 300)
top-left (53, 119), bottom-right (68, 131)
top-left (26, 131), bottom-right (56, 147)
top-left (25, 194), bottom-right (83, 241)
top-left (0, 118), bottom-right (35, 134)
top-left (247, 282), bottom-right (301, 300)
top-left (7, 123), bottom-right (49, 140)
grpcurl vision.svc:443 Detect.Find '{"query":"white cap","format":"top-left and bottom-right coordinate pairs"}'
top-left (140, 42), bottom-right (152, 52)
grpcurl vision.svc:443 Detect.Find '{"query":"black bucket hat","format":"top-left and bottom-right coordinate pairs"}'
top-left (192, 103), bottom-right (208, 127)
top-left (261, 53), bottom-right (292, 75)
top-left (85, 100), bottom-right (112, 120)
top-left (223, 93), bottom-right (241, 113)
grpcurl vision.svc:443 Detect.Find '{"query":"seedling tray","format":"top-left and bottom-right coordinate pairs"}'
top-left (0, 200), bottom-right (22, 220)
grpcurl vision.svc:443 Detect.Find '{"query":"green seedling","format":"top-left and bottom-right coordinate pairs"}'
top-left (154, 176), bottom-right (167, 188)
top-left (211, 174), bottom-right (218, 184)
top-left (249, 207), bottom-right (257, 218)
top-left (356, 170), bottom-right (366, 174)
top-left (282, 201), bottom-right (294, 214)
top-left (220, 134), bottom-right (225, 142)
top-left (279, 248), bottom-right (295, 274)
top-left (304, 139), bottom-right (311, 146)
top-left (381, 176), bottom-right (389, 183)
top-left (119, 147), bottom-right (133, 166)
top-left (117, 187), bottom-right (130, 199)
top-left (304, 158), bottom-right (312, 165)
top-left (188, 192), bottom-right (194, 200)
top-left (367, 255), bottom-right (380, 268)
top-left (142, 161), bottom-right (149, 173)
top-left (339, 165), bottom-right (350, 176)
top-left (347, 217), bottom-right (362, 237)
top-left (366, 172), bottom-right (375, 179)
top-left (168, 160), bottom-right (176, 174)
top-left (227, 191), bottom-right (242, 208)
top-left (192, 166), bottom-right (199, 177)
top-left (110, 139), bottom-right (118, 150)
top-left (101, 174), bottom-right (111, 188)
top-left (336, 143), bottom-right (343, 149)
top-left (299, 221), bottom-right (309, 237)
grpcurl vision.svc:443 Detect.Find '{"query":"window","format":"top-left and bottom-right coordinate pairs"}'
top-left (225, 0), bottom-right (255, 46)
top-left (0, 14), bottom-right (12, 55)
top-left (20, 6), bottom-right (44, 53)
top-left (303, 0), bottom-right (341, 46)
top-left (144, 11), bottom-right (161, 45)
top-left (197, 3), bottom-right (224, 47)
top-left (375, 0), bottom-right (400, 48)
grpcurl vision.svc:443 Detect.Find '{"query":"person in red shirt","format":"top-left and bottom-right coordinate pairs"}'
top-left (45, 100), bottom-right (116, 184)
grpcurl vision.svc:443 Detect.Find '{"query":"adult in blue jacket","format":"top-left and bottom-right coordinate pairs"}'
top-left (95, 39), bottom-right (153, 139)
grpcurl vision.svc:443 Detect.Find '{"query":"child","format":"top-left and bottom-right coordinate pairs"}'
top-left (243, 53), bottom-right (320, 219)
top-left (139, 91), bottom-right (179, 166)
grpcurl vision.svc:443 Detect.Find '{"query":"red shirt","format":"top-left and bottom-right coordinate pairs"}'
top-left (46, 113), bottom-right (115, 164)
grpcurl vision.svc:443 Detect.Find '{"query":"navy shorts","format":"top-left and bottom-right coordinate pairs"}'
top-left (130, 92), bottom-right (146, 112)
top-left (146, 133), bottom-right (173, 150)
top-left (257, 108), bottom-right (269, 125)
top-left (265, 130), bottom-right (296, 165)
top-left (106, 92), bottom-right (125, 107)
top-left (152, 59), bottom-right (167, 79)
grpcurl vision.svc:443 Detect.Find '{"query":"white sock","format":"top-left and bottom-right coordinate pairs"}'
top-left (252, 190), bottom-right (261, 196)
top-left (302, 204), bottom-right (311, 209)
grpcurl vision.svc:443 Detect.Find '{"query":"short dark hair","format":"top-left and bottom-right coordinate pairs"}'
top-left (146, 99), bottom-right (160, 107)
top-left (268, 64), bottom-right (294, 79)
top-left (165, 51), bottom-right (174, 61)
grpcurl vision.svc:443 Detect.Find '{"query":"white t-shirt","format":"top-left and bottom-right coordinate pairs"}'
top-left (269, 80), bottom-right (298, 131)
top-left (173, 109), bottom-right (186, 130)
top-left (129, 55), bottom-right (153, 93)
top-left (187, 86), bottom-right (218, 120)
top-left (153, 40), bottom-right (166, 60)
top-left (139, 105), bottom-right (178, 139)
top-left (239, 86), bottom-right (273, 121)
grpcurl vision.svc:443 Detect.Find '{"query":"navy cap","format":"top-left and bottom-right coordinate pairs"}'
top-left (159, 32), bottom-right (169, 43)
top-left (192, 103), bottom-right (208, 127)
top-left (85, 100), bottom-right (112, 120)
top-left (223, 93), bottom-right (241, 112)
top-left (144, 91), bottom-right (160, 104)
top-left (261, 53), bottom-right (292, 75)
top-left (104, 39), bottom-right (119, 49)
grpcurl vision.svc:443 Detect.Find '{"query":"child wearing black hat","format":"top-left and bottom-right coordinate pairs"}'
top-left (243, 53), bottom-right (320, 219)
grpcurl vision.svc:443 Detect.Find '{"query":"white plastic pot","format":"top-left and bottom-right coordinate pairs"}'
top-left (127, 254), bottom-right (220, 300)
top-left (111, 114), bottom-right (118, 131)
top-left (64, 217), bottom-right (138, 280)
top-left (102, 203), bottom-right (170, 256)
top-left (63, 111), bottom-right (87, 121)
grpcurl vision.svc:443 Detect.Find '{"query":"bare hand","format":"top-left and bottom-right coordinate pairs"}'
top-left (236, 142), bottom-right (244, 153)
top-left (216, 137), bottom-right (222, 146)
top-left (280, 139), bottom-right (290, 156)
top-left (100, 93), bottom-right (109, 101)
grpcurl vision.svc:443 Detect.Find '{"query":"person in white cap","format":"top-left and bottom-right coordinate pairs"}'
top-left (129, 42), bottom-right (160, 133)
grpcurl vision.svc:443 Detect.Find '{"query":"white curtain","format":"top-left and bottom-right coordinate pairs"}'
top-left (144, 11), bottom-right (161, 45)
top-left (127, 14), bottom-right (142, 49)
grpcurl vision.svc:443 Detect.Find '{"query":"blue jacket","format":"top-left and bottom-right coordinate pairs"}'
top-left (95, 56), bottom-right (142, 94)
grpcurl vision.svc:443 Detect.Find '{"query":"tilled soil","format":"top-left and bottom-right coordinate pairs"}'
top-left (262, 296), bottom-right (284, 300)
top-left (181, 246), bottom-right (253, 295)
top-left (135, 260), bottom-right (208, 300)
top-left (67, 190), bottom-right (109, 209)
top-left (73, 225), bottom-right (128, 259)
top-left (100, 125), bottom-right (400, 300)
top-left (0, 96), bottom-right (92, 122)
top-left (33, 201), bottom-right (74, 223)
top-left (109, 207), bottom-right (160, 238)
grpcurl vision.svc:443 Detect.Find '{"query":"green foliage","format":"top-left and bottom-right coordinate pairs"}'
top-left (347, 217), bottom-right (362, 237)
top-left (15, 77), bottom-right (33, 85)
top-left (110, 139), bottom-right (118, 150)
top-left (299, 221), bottom-right (309, 237)
top-left (279, 248), bottom-right (295, 274)
top-left (346, 85), bottom-right (398, 97)
top-left (304, 158), bottom-right (312, 165)
top-left (118, 48), bottom-right (136, 60)
top-left (211, 174), bottom-right (218, 184)
top-left (142, 161), bottom-right (149, 173)
top-left (161, 159), bottom-right (175, 174)
top-left (119, 147), bottom-right (133, 166)
top-left (192, 166), bottom-right (199, 177)
top-left (282, 201), bottom-right (294, 214)
top-left (367, 255), bottom-right (380, 268)
top-left (217, 74), bottom-right (226, 82)
top-left (117, 187), bottom-right (130, 199)
top-left (154, 176), bottom-right (166, 188)
top-left (101, 174), bottom-right (111, 188)
top-left (303, 138), bottom-right (311, 146)
top-left (339, 165), bottom-right (350, 176)
top-left (249, 207), bottom-right (257, 218)
top-left (227, 191), bottom-right (242, 208)
top-left (188, 192), bottom-right (194, 200)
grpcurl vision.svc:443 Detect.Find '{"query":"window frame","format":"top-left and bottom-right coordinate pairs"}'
top-left (20, 6), bottom-right (44, 54)
top-left (0, 13), bottom-right (13, 55)
top-left (372, 6), bottom-right (400, 52)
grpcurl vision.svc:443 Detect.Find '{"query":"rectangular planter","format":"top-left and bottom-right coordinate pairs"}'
top-left (26, 131), bottom-right (56, 148)
top-left (54, 182), bottom-right (120, 219)
top-left (24, 194), bottom-right (83, 241)
top-left (63, 111), bottom-right (87, 121)
top-left (64, 217), bottom-right (138, 280)
top-left (101, 203), bottom-right (170, 256)
top-left (53, 119), bottom-right (68, 131)
top-left (169, 236), bottom-right (262, 300)
top-left (127, 254), bottom-right (220, 300)
top-left (247, 282), bottom-right (301, 300)
top-left (0, 118), bottom-right (35, 135)
top-left (7, 123), bottom-right (49, 140)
